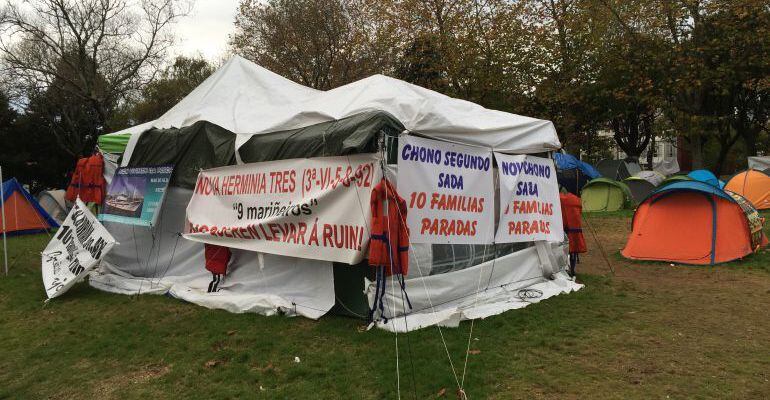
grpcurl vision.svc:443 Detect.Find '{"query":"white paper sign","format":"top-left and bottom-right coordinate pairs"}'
top-left (184, 154), bottom-right (381, 264)
top-left (397, 136), bottom-right (494, 244)
top-left (42, 198), bottom-right (117, 299)
top-left (495, 153), bottom-right (563, 243)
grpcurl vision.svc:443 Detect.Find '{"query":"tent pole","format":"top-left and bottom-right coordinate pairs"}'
top-left (0, 166), bottom-right (7, 276)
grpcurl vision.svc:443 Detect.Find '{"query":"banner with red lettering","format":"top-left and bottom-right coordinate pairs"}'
top-left (397, 136), bottom-right (494, 244)
top-left (494, 153), bottom-right (563, 243)
top-left (184, 154), bottom-right (381, 264)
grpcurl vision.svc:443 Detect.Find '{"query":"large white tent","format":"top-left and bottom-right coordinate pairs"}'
top-left (91, 56), bottom-right (580, 330)
top-left (107, 56), bottom-right (560, 164)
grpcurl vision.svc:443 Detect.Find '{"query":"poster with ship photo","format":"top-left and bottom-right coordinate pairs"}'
top-left (99, 165), bottom-right (173, 226)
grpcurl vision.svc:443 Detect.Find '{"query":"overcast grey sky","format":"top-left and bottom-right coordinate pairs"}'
top-left (172, 0), bottom-right (241, 60)
top-left (0, 0), bottom-right (242, 60)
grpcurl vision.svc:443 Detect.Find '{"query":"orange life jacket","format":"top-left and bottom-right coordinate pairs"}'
top-left (65, 158), bottom-right (87, 202)
top-left (560, 192), bottom-right (587, 254)
top-left (66, 153), bottom-right (106, 204)
top-left (204, 244), bottom-right (231, 275)
top-left (369, 178), bottom-right (409, 276)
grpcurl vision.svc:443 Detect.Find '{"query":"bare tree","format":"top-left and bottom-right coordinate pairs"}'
top-left (0, 0), bottom-right (191, 156)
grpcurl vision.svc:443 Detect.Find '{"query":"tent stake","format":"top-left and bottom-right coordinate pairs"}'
top-left (0, 166), bottom-right (8, 276)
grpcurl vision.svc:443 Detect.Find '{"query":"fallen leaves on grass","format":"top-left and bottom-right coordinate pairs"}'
top-left (253, 362), bottom-right (280, 373)
top-left (204, 359), bottom-right (225, 368)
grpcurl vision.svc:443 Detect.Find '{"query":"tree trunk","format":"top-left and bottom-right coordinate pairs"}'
top-left (715, 148), bottom-right (727, 176)
top-left (646, 135), bottom-right (655, 170)
top-left (689, 136), bottom-right (704, 170)
top-left (743, 128), bottom-right (759, 159)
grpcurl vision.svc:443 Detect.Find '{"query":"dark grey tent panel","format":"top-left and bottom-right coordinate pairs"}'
top-left (597, 160), bottom-right (622, 179)
top-left (625, 179), bottom-right (656, 204)
top-left (128, 121), bottom-right (236, 189)
top-left (239, 110), bottom-right (405, 163)
top-left (598, 159), bottom-right (641, 181)
top-left (557, 169), bottom-right (590, 195)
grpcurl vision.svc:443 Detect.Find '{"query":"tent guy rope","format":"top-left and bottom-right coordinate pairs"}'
top-left (380, 139), bottom-right (464, 396)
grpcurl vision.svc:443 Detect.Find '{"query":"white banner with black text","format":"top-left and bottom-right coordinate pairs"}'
top-left (42, 198), bottom-right (117, 299)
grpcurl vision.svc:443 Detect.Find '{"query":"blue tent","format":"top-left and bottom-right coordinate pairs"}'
top-left (554, 153), bottom-right (601, 179)
top-left (554, 153), bottom-right (601, 195)
top-left (687, 169), bottom-right (725, 189)
top-left (1, 178), bottom-right (59, 235)
top-left (650, 180), bottom-right (732, 201)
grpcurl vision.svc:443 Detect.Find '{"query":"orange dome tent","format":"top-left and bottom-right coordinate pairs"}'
top-left (1, 178), bottom-right (59, 235)
top-left (724, 169), bottom-right (770, 210)
top-left (622, 181), bottom-right (766, 265)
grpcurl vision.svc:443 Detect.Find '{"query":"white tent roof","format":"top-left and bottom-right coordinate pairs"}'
top-left (748, 156), bottom-right (770, 170)
top-left (154, 55), bottom-right (321, 133)
top-left (108, 55), bottom-right (560, 163)
top-left (255, 73), bottom-right (560, 153)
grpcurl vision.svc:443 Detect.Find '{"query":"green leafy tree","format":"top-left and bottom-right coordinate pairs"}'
top-left (0, 90), bottom-right (73, 191)
top-left (653, 0), bottom-right (770, 172)
top-left (230, 0), bottom-right (383, 89)
top-left (395, 35), bottom-right (449, 93)
top-left (131, 56), bottom-right (215, 124)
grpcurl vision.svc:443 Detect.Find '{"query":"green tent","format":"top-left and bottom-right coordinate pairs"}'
top-left (581, 178), bottom-right (633, 212)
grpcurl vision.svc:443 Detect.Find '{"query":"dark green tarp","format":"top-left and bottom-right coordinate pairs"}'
top-left (127, 111), bottom-right (404, 189)
top-left (127, 121), bottom-right (236, 189)
top-left (238, 110), bottom-right (404, 163)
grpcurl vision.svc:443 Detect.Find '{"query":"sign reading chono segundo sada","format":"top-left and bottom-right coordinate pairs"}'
top-left (184, 154), bottom-right (381, 264)
top-left (495, 153), bottom-right (563, 243)
top-left (397, 136), bottom-right (494, 244)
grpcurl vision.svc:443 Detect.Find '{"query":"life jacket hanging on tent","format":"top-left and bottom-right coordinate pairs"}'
top-left (204, 243), bottom-right (231, 293)
top-left (83, 152), bottom-right (106, 204)
top-left (65, 152), bottom-right (106, 204)
top-left (368, 178), bottom-right (411, 322)
top-left (65, 158), bottom-right (87, 202)
top-left (560, 192), bottom-right (587, 276)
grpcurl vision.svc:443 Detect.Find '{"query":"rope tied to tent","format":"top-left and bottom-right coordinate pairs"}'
top-left (379, 136), bottom-right (464, 399)
top-left (459, 242), bottom-right (490, 394)
top-left (582, 214), bottom-right (614, 275)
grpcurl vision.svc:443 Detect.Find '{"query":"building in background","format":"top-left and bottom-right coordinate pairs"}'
top-left (594, 130), bottom-right (679, 173)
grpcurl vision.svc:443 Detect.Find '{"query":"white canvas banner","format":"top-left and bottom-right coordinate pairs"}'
top-left (495, 154), bottom-right (563, 243)
top-left (184, 154), bottom-right (381, 264)
top-left (42, 198), bottom-right (117, 299)
top-left (397, 136), bottom-right (494, 244)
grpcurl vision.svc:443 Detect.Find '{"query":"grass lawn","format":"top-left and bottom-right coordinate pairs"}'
top-left (1, 214), bottom-right (769, 399)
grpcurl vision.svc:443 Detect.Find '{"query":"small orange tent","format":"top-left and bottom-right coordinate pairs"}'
top-left (622, 181), bottom-right (766, 265)
top-left (1, 178), bottom-right (59, 235)
top-left (724, 169), bottom-right (770, 210)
